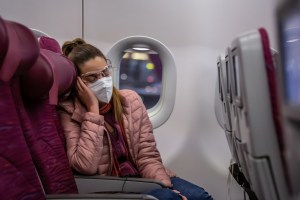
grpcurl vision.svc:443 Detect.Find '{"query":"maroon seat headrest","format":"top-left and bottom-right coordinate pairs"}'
top-left (0, 16), bottom-right (8, 66)
top-left (0, 19), bottom-right (39, 82)
top-left (39, 36), bottom-right (62, 54)
top-left (21, 52), bottom-right (54, 101)
top-left (21, 49), bottom-right (76, 104)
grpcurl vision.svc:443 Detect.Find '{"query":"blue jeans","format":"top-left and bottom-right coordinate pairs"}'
top-left (147, 177), bottom-right (213, 200)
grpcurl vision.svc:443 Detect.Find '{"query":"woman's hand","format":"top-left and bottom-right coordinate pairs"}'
top-left (173, 190), bottom-right (188, 200)
top-left (76, 77), bottom-right (99, 114)
top-left (172, 190), bottom-right (188, 200)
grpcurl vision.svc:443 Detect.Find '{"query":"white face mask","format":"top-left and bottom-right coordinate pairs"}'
top-left (89, 76), bottom-right (113, 103)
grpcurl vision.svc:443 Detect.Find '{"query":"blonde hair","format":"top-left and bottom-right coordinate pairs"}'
top-left (112, 87), bottom-right (124, 127)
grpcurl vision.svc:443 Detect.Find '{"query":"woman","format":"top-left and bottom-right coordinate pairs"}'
top-left (59, 38), bottom-right (213, 200)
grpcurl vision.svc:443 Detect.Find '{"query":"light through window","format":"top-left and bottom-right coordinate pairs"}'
top-left (119, 48), bottom-right (162, 109)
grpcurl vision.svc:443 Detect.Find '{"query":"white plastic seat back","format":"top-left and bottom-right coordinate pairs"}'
top-left (217, 55), bottom-right (232, 132)
top-left (221, 49), bottom-right (255, 199)
top-left (230, 28), bottom-right (289, 200)
top-left (215, 55), bottom-right (239, 163)
top-left (214, 62), bottom-right (225, 130)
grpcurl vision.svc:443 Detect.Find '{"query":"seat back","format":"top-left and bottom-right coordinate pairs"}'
top-left (215, 55), bottom-right (239, 163)
top-left (229, 28), bottom-right (289, 200)
top-left (0, 16), bottom-right (45, 199)
top-left (0, 16), bottom-right (8, 66)
top-left (277, 1), bottom-right (300, 197)
top-left (215, 56), bottom-right (226, 131)
top-left (224, 49), bottom-right (247, 177)
top-left (215, 55), bottom-right (226, 130)
top-left (20, 48), bottom-right (78, 194)
top-left (39, 36), bottom-right (63, 54)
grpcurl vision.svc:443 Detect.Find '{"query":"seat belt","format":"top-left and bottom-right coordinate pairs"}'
top-left (229, 163), bottom-right (258, 200)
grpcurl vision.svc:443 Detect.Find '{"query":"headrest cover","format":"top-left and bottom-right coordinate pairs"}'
top-left (21, 53), bottom-right (54, 101)
top-left (39, 36), bottom-right (62, 54)
top-left (21, 49), bottom-right (76, 103)
top-left (41, 49), bottom-right (76, 105)
top-left (0, 20), bottom-right (39, 82)
top-left (0, 16), bottom-right (8, 66)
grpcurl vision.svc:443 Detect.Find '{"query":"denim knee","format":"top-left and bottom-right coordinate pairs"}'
top-left (171, 177), bottom-right (214, 200)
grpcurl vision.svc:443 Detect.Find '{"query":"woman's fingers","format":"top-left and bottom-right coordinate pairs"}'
top-left (76, 77), bottom-right (85, 90)
top-left (172, 190), bottom-right (188, 200)
top-left (76, 78), bottom-right (83, 91)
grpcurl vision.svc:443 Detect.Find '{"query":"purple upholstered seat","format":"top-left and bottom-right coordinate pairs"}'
top-left (0, 16), bottom-right (45, 199)
top-left (39, 36), bottom-right (62, 54)
top-left (0, 17), bottom-right (8, 66)
top-left (20, 48), bottom-right (78, 194)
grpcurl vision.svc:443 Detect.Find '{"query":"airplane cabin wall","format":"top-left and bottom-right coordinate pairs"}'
top-left (0, 0), bottom-right (82, 45)
top-left (0, 0), bottom-right (282, 199)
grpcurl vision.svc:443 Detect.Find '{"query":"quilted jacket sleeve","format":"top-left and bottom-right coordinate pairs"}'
top-left (132, 92), bottom-right (172, 187)
top-left (58, 104), bottom-right (106, 175)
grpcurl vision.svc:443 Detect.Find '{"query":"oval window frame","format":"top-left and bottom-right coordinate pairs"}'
top-left (107, 36), bottom-right (177, 129)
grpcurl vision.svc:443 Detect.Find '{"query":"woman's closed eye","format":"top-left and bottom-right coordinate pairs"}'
top-left (83, 74), bottom-right (99, 83)
top-left (81, 65), bottom-right (112, 83)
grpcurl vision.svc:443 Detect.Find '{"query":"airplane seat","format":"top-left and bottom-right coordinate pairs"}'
top-left (215, 53), bottom-right (253, 199)
top-left (228, 27), bottom-right (289, 200)
top-left (30, 28), bottom-right (62, 54)
top-left (214, 56), bottom-right (226, 130)
top-left (0, 16), bottom-right (8, 65)
top-left (39, 36), bottom-right (63, 54)
top-left (20, 49), bottom-right (79, 194)
top-left (259, 30), bottom-right (284, 154)
top-left (31, 34), bottom-right (75, 146)
top-left (0, 16), bottom-right (45, 199)
top-left (215, 55), bottom-right (239, 163)
top-left (23, 34), bottom-right (75, 146)
top-left (214, 70), bottom-right (225, 129)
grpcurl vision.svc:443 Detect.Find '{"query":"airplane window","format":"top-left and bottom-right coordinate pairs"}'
top-left (107, 36), bottom-right (176, 129)
top-left (233, 55), bottom-right (241, 98)
top-left (282, 12), bottom-right (300, 105)
top-left (119, 49), bottom-right (162, 109)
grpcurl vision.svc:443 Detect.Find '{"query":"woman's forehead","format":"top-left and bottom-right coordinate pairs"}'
top-left (79, 56), bottom-right (107, 74)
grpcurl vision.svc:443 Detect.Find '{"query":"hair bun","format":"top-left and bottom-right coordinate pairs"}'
top-left (62, 38), bottom-right (86, 57)
top-left (72, 38), bottom-right (86, 45)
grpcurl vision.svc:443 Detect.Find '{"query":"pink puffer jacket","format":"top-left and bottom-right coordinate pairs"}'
top-left (58, 89), bottom-right (174, 187)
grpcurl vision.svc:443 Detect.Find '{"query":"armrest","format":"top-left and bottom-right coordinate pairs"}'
top-left (46, 193), bottom-right (158, 200)
top-left (74, 175), bottom-right (165, 194)
top-left (75, 175), bottom-right (125, 194)
top-left (123, 177), bottom-right (166, 193)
